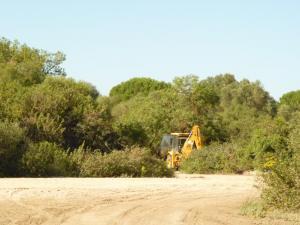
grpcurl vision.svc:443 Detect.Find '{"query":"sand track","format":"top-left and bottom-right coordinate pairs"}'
top-left (0, 174), bottom-right (287, 225)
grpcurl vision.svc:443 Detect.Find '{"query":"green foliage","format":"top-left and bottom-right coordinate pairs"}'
top-left (220, 79), bottom-right (275, 113)
top-left (113, 88), bottom-right (195, 150)
top-left (221, 105), bottom-right (272, 142)
top-left (288, 114), bottom-right (300, 152)
top-left (22, 141), bottom-right (71, 177)
top-left (181, 142), bottom-right (247, 174)
top-left (191, 82), bottom-right (220, 112)
top-left (68, 143), bottom-right (90, 176)
top-left (278, 90), bottom-right (300, 120)
top-left (42, 51), bottom-right (66, 76)
top-left (21, 76), bottom-right (114, 150)
top-left (280, 90), bottom-right (300, 111)
top-left (189, 80), bottom-right (227, 143)
top-left (115, 122), bottom-right (148, 147)
top-left (172, 75), bottom-right (199, 95)
top-left (80, 147), bottom-right (173, 177)
top-left (244, 118), bottom-right (290, 170)
top-left (109, 77), bottom-right (170, 101)
top-left (76, 97), bottom-right (120, 151)
top-left (262, 157), bottom-right (300, 211)
top-left (0, 81), bottom-right (26, 121)
top-left (180, 146), bottom-right (225, 174)
top-left (0, 38), bottom-right (65, 86)
top-left (259, 113), bottom-right (300, 211)
top-left (112, 74), bottom-right (276, 152)
top-left (0, 121), bottom-right (26, 176)
top-left (218, 79), bottom-right (276, 143)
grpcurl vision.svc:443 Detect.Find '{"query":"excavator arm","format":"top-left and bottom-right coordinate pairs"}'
top-left (181, 125), bottom-right (203, 158)
top-left (165, 125), bottom-right (203, 169)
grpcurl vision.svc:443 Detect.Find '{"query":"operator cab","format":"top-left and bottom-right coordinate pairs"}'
top-left (160, 133), bottom-right (189, 158)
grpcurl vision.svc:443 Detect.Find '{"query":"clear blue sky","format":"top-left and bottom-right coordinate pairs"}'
top-left (1, 0), bottom-right (299, 99)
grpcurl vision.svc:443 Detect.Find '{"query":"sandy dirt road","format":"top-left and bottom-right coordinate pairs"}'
top-left (0, 174), bottom-right (291, 225)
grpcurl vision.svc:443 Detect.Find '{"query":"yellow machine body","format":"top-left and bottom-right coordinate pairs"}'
top-left (161, 125), bottom-right (203, 169)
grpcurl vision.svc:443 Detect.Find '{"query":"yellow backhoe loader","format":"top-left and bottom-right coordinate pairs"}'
top-left (160, 125), bottom-right (203, 169)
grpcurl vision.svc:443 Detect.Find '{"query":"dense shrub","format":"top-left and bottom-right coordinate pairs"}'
top-left (180, 142), bottom-right (249, 174)
top-left (261, 117), bottom-right (300, 211)
top-left (262, 157), bottom-right (300, 211)
top-left (181, 145), bottom-right (225, 174)
top-left (22, 141), bottom-right (71, 176)
top-left (0, 121), bottom-right (26, 176)
top-left (80, 147), bottom-right (173, 177)
top-left (68, 143), bottom-right (90, 176)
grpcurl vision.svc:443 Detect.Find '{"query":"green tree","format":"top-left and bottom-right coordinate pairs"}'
top-left (76, 96), bottom-right (120, 152)
top-left (109, 77), bottom-right (170, 102)
top-left (280, 90), bottom-right (300, 110)
top-left (21, 77), bottom-right (101, 149)
top-left (112, 89), bottom-right (194, 150)
top-left (0, 38), bottom-right (65, 86)
top-left (172, 75), bottom-right (199, 95)
top-left (0, 121), bottom-right (26, 176)
top-left (278, 90), bottom-right (300, 120)
top-left (261, 114), bottom-right (300, 210)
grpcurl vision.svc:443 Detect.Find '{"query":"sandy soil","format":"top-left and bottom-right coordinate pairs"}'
top-left (0, 174), bottom-right (294, 225)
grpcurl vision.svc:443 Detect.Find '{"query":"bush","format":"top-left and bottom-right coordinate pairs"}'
top-left (80, 147), bottom-right (173, 177)
top-left (68, 143), bottom-right (90, 176)
top-left (0, 121), bottom-right (26, 176)
top-left (260, 118), bottom-right (300, 211)
top-left (180, 145), bottom-right (225, 174)
top-left (180, 142), bottom-right (249, 174)
top-left (261, 156), bottom-right (300, 211)
top-left (245, 121), bottom-right (289, 171)
top-left (22, 141), bottom-right (71, 176)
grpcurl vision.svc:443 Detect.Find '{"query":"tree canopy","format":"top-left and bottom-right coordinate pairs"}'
top-left (109, 77), bottom-right (170, 101)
